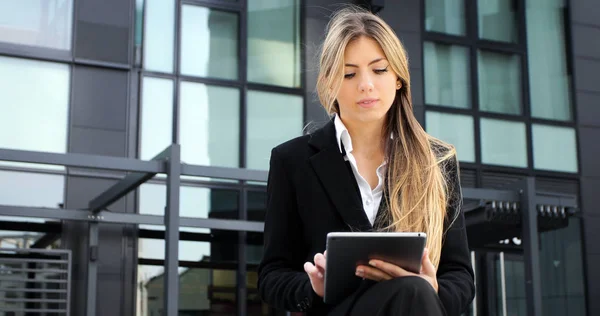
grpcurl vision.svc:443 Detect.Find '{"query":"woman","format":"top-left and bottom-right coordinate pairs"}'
top-left (257, 6), bottom-right (474, 316)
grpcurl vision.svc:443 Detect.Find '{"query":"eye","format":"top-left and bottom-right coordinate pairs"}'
top-left (344, 73), bottom-right (355, 79)
top-left (374, 66), bottom-right (389, 74)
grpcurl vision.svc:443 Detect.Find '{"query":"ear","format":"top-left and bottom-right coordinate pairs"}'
top-left (396, 80), bottom-right (402, 90)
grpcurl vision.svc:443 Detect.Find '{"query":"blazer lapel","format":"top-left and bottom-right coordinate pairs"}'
top-left (308, 119), bottom-right (373, 232)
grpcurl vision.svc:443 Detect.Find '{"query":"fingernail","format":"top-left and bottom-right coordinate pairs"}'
top-left (369, 260), bottom-right (377, 267)
top-left (356, 269), bottom-right (363, 277)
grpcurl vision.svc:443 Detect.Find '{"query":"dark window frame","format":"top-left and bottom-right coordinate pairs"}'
top-left (135, 1), bottom-right (305, 315)
top-left (421, 0), bottom-right (580, 183)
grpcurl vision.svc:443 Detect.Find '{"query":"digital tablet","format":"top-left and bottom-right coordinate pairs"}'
top-left (323, 232), bottom-right (427, 304)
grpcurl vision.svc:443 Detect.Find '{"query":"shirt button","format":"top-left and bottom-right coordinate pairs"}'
top-left (366, 198), bottom-right (372, 205)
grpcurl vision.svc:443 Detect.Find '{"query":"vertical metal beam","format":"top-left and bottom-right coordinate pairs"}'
top-left (519, 177), bottom-right (542, 316)
top-left (86, 222), bottom-right (99, 316)
top-left (470, 251), bottom-right (477, 316)
top-left (237, 189), bottom-right (248, 316)
top-left (164, 144), bottom-right (181, 316)
top-left (499, 252), bottom-right (507, 316)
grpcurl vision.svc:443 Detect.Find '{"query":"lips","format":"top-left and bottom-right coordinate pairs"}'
top-left (357, 98), bottom-right (379, 108)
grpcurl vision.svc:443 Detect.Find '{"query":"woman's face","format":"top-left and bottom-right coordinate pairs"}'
top-left (336, 35), bottom-right (400, 126)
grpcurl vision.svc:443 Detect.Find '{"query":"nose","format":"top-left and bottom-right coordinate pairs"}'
top-left (358, 74), bottom-right (374, 93)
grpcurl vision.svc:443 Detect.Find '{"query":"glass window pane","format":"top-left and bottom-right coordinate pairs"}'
top-left (478, 50), bottom-right (521, 115)
top-left (532, 124), bottom-right (577, 173)
top-left (0, 0), bottom-right (73, 50)
top-left (140, 77), bottom-right (173, 160)
top-left (540, 218), bottom-right (587, 315)
top-left (246, 190), bottom-right (275, 315)
top-left (424, 42), bottom-right (471, 108)
top-left (0, 56), bottom-right (69, 170)
top-left (0, 170), bottom-right (64, 223)
top-left (0, 170), bottom-right (64, 208)
top-left (426, 111), bottom-right (475, 162)
top-left (180, 82), bottom-right (240, 168)
top-left (425, 0), bottom-right (466, 36)
top-left (181, 6), bottom-right (238, 80)
top-left (135, 0), bottom-right (144, 47)
top-left (481, 118), bottom-right (527, 167)
top-left (248, 0), bottom-right (301, 88)
top-left (478, 0), bottom-right (518, 43)
top-left (143, 0), bottom-right (175, 72)
top-left (139, 264), bottom-right (238, 316)
top-left (138, 226), bottom-right (241, 314)
top-left (527, 0), bottom-right (572, 121)
top-left (247, 91), bottom-right (303, 170)
top-left (139, 183), bottom-right (239, 224)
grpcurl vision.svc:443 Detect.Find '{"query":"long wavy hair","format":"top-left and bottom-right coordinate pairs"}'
top-left (316, 6), bottom-right (461, 268)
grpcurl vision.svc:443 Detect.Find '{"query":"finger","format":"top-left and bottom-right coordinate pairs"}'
top-left (304, 262), bottom-right (323, 279)
top-left (356, 265), bottom-right (393, 282)
top-left (421, 249), bottom-right (437, 278)
top-left (314, 253), bottom-right (326, 274)
top-left (368, 259), bottom-right (415, 278)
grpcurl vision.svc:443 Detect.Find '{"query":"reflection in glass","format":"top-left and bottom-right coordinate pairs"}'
top-left (0, 0), bottom-right (73, 50)
top-left (139, 183), bottom-right (238, 227)
top-left (138, 264), bottom-right (239, 316)
top-left (180, 82), bottom-right (240, 168)
top-left (480, 118), bottom-right (527, 168)
top-left (138, 227), bottom-right (240, 316)
top-left (426, 111), bottom-right (475, 162)
top-left (424, 42), bottom-right (471, 108)
top-left (181, 6), bottom-right (238, 80)
top-left (539, 218), bottom-right (587, 315)
top-left (478, 51), bottom-right (521, 115)
top-left (143, 0), bottom-right (175, 72)
top-left (478, 0), bottom-right (518, 43)
top-left (0, 56), bottom-right (69, 170)
top-left (495, 218), bottom-right (587, 316)
top-left (527, 0), bottom-right (572, 121)
top-left (0, 231), bottom-right (46, 249)
top-left (246, 91), bottom-right (303, 170)
top-left (246, 190), bottom-right (278, 315)
top-left (0, 170), bottom-right (64, 223)
top-left (497, 257), bottom-right (526, 315)
top-left (0, 170), bottom-right (64, 208)
top-left (532, 125), bottom-right (577, 173)
top-left (248, 0), bottom-right (301, 87)
top-left (140, 77), bottom-right (173, 160)
top-left (425, 0), bottom-right (466, 36)
top-left (135, 0), bottom-right (144, 47)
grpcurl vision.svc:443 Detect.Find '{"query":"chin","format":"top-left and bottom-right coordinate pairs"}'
top-left (355, 110), bottom-right (388, 123)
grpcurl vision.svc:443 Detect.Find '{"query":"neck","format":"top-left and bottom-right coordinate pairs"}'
top-left (342, 116), bottom-right (386, 157)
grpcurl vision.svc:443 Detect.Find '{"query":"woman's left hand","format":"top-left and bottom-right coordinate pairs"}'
top-left (355, 248), bottom-right (438, 293)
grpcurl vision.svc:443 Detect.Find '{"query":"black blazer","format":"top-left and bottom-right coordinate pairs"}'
top-left (257, 119), bottom-right (475, 316)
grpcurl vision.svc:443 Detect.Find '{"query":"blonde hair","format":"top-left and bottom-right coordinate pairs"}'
top-left (316, 6), bottom-right (460, 268)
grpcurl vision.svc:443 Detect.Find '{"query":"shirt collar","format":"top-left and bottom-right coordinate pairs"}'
top-left (334, 114), bottom-right (353, 154)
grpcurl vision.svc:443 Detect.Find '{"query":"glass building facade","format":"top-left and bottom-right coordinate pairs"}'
top-left (0, 0), bottom-right (598, 315)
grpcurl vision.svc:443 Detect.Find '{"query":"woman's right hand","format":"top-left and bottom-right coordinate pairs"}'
top-left (304, 251), bottom-right (327, 298)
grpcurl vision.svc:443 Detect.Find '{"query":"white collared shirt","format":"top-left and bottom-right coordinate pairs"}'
top-left (334, 115), bottom-right (386, 225)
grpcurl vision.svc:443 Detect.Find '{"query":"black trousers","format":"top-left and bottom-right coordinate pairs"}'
top-left (328, 276), bottom-right (447, 316)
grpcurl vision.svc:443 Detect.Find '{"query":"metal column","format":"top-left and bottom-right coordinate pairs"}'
top-left (237, 188), bottom-right (248, 316)
top-left (518, 177), bottom-right (543, 316)
top-left (164, 144), bottom-right (181, 316)
top-left (86, 222), bottom-right (99, 316)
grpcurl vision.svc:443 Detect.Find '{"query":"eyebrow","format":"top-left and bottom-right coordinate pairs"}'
top-left (344, 58), bottom-right (386, 68)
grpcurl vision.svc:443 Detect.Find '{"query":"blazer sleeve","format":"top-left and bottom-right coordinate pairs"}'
top-left (436, 157), bottom-right (476, 316)
top-left (257, 148), bottom-right (323, 313)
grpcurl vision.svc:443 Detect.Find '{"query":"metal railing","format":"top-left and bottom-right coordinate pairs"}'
top-left (0, 247), bottom-right (71, 315)
top-left (0, 146), bottom-right (581, 316)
